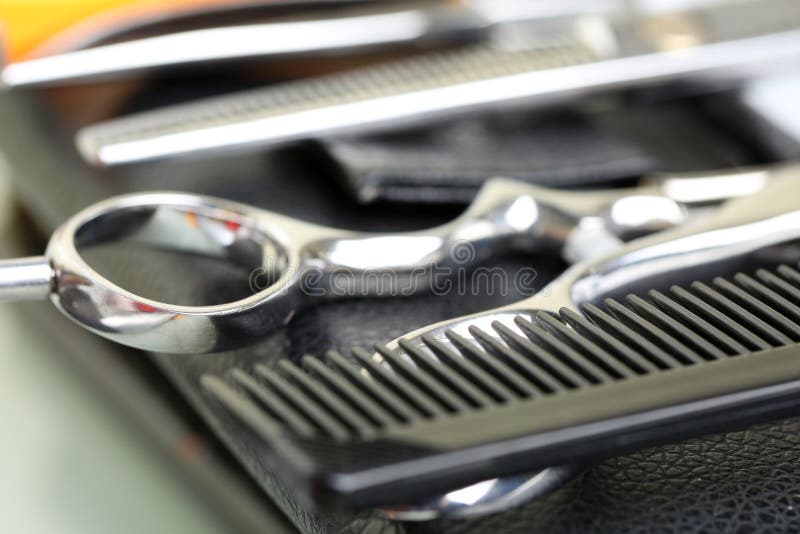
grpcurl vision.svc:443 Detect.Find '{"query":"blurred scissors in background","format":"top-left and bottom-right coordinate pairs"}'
top-left (1, 0), bottom-right (613, 88)
top-left (67, 0), bottom-right (800, 167)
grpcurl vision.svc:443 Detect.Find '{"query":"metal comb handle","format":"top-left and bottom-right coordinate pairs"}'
top-left (0, 167), bottom-right (770, 353)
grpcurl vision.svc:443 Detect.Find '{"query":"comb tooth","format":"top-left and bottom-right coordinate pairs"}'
top-left (669, 285), bottom-right (771, 351)
top-left (516, 317), bottom-right (609, 384)
top-left (558, 307), bottom-right (655, 374)
top-left (277, 360), bottom-right (376, 439)
top-left (231, 369), bottom-right (317, 437)
top-left (579, 303), bottom-right (677, 370)
top-left (625, 294), bottom-right (725, 361)
top-left (326, 351), bottom-right (417, 423)
top-left (397, 339), bottom-right (494, 409)
top-left (777, 264), bottom-right (800, 285)
top-left (719, 275), bottom-right (800, 341)
top-left (421, 334), bottom-right (518, 402)
top-left (444, 329), bottom-right (535, 398)
top-left (444, 330), bottom-right (519, 401)
top-left (201, 375), bottom-right (285, 438)
top-left (604, 298), bottom-right (702, 366)
top-left (535, 311), bottom-right (633, 379)
top-left (302, 356), bottom-right (396, 427)
top-left (373, 344), bottom-right (470, 413)
top-left (757, 268), bottom-right (800, 308)
top-left (647, 290), bottom-right (747, 356)
top-left (255, 364), bottom-right (351, 441)
top-left (692, 281), bottom-right (791, 346)
top-left (734, 273), bottom-right (800, 325)
top-left (492, 320), bottom-right (587, 390)
top-left (351, 347), bottom-right (446, 418)
top-left (479, 321), bottom-right (563, 393)
top-left (467, 325), bottom-right (555, 395)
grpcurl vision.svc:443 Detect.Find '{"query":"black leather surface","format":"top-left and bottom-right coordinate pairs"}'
top-left (2, 87), bottom-right (798, 533)
top-left (420, 418), bottom-right (800, 533)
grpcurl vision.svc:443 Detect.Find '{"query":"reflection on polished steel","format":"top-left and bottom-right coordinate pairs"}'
top-left (72, 0), bottom-right (800, 166)
top-left (0, 256), bottom-right (53, 300)
top-left (378, 464), bottom-right (581, 521)
top-left (0, 165), bottom-right (785, 354)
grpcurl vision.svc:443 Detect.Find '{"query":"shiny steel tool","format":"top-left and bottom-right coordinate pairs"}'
top-left (203, 166), bottom-right (800, 513)
top-left (388, 164), bottom-right (800, 354)
top-left (72, 0), bottom-right (800, 167)
top-left (0, 0), bottom-right (612, 88)
top-left (0, 166), bottom-right (774, 353)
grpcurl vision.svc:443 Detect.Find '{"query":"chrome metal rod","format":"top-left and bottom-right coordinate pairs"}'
top-left (0, 256), bottom-right (53, 301)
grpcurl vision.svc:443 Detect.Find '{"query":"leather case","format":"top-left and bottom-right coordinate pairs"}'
top-left (317, 98), bottom-right (763, 205)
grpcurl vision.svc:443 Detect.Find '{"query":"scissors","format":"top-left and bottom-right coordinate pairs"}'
top-left (72, 0), bottom-right (800, 167)
top-left (2, 0), bottom-right (591, 88)
top-left (0, 166), bottom-right (776, 353)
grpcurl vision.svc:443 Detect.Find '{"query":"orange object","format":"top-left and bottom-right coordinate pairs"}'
top-left (0, 0), bottom-right (248, 62)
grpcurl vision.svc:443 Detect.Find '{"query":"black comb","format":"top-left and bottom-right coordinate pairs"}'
top-left (202, 262), bottom-right (800, 510)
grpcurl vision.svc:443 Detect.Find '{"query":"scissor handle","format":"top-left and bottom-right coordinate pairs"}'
top-left (27, 184), bottom-right (580, 354)
top-left (41, 187), bottom-right (548, 354)
top-left (37, 191), bottom-right (344, 353)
